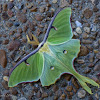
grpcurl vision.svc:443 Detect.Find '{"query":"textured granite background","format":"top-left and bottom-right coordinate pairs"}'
top-left (0, 0), bottom-right (100, 100)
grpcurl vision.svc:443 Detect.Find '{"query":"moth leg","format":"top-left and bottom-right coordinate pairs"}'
top-left (24, 60), bottom-right (30, 66)
top-left (26, 34), bottom-right (39, 46)
top-left (51, 26), bottom-right (58, 30)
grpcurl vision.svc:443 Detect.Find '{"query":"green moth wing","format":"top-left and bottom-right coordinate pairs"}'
top-left (40, 39), bottom-right (80, 86)
top-left (40, 40), bottom-right (99, 94)
top-left (8, 52), bottom-right (43, 87)
top-left (47, 8), bottom-right (72, 45)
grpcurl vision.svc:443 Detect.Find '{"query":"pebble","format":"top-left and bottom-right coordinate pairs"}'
top-left (94, 50), bottom-right (99, 53)
top-left (93, 6), bottom-right (99, 12)
top-left (97, 73), bottom-right (100, 77)
top-left (70, 92), bottom-right (73, 96)
top-left (16, 11), bottom-right (27, 23)
top-left (72, 78), bottom-right (79, 89)
top-left (82, 40), bottom-right (92, 44)
top-left (10, 0), bottom-right (14, 1)
top-left (28, 21), bottom-right (35, 31)
top-left (4, 92), bottom-right (12, 100)
top-left (3, 3), bottom-right (8, 11)
top-left (95, 93), bottom-right (99, 99)
top-left (82, 33), bottom-right (89, 39)
top-left (79, 45), bottom-right (89, 56)
top-left (78, 89), bottom-right (86, 98)
top-left (93, 41), bottom-right (98, 48)
top-left (77, 59), bottom-right (84, 64)
top-left (69, 0), bottom-right (73, 4)
top-left (81, 64), bottom-right (86, 68)
top-left (84, 68), bottom-right (91, 74)
top-left (18, 97), bottom-right (27, 100)
top-left (75, 21), bottom-right (82, 27)
top-left (6, 21), bottom-right (13, 27)
top-left (60, 0), bottom-right (69, 8)
top-left (26, 3), bottom-right (33, 9)
top-left (3, 39), bottom-right (9, 45)
top-left (18, 28), bottom-right (23, 33)
top-left (91, 25), bottom-right (96, 32)
top-left (14, 22), bottom-right (20, 27)
top-left (36, 28), bottom-right (42, 36)
top-left (96, 53), bottom-right (100, 59)
top-left (88, 63), bottom-right (94, 67)
top-left (84, 27), bottom-right (90, 33)
top-left (54, 95), bottom-right (58, 100)
top-left (7, 40), bottom-right (20, 51)
top-left (52, 85), bottom-right (59, 92)
top-left (64, 74), bottom-right (72, 81)
top-left (23, 25), bottom-right (28, 32)
top-left (0, 4), bottom-right (2, 13)
top-left (9, 88), bottom-right (18, 95)
top-left (64, 90), bottom-right (71, 99)
top-left (2, 12), bottom-right (9, 20)
top-left (0, 50), bottom-right (7, 68)
top-left (30, 7), bottom-right (37, 12)
top-left (22, 8), bottom-right (27, 13)
top-left (52, 0), bottom-right (58, 4)
top-left (91, 0), bottom-right (95, 4)
top-left (35, 14), bottom-right (43, 21)
top-left (73, 32), bottom-right (79, 38)
top-left (94, 17), bottom-right (99, 23)
top-left (11, 95), bottom-right (18, 100)
top-left (3, 76), bottom-right (9, 81)
top-left (73, 88), bottom-right (77, 93)
top-left (94, 64), bottom-right (100, 71)
top-left (83, 8), bottom-right (93, 19)
top-left (42, 92), bottom-right (48, 98)
top-left (60, 94), bottom-right (66, 100)
top-left (17, 4), bottom-right (24, 10)
top-left (92, 77), bottom-right (99, 84)
top-left (89, 35), bottom-right (95, 40)
top-left (89, 54), bottom-right (94, 62)
top-left (7, 9), bottom-right (14, 17)
top-left (61, 81), bottom-right (66, 87)
top-left (87, 46), bottom-right (93, 51)
top-left (8, 2), bottom-right (14, 9)
top-left (76, 27), bottom-right (82, 34)
top-left (0, 34), bottom-right (2, 37)
top-left (1, 81), bottom-right (9, 90)
top-left (15, 33), bottom-right (22, 39)
top-left (3, 69), bottom-right (9, 76)
top-left (71, 23), bottom-right (76, 29)
top-left (36, 91), bottom-right (41, 98)
top-left (39, 6), bottom-right (45, 13)
top-left (66, 86), bottom-right (73, 92)
top-left (0, 41), bottom-right (2, 44)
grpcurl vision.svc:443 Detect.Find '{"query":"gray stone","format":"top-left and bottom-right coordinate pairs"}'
top-left (76, 27), bottom-right (82, 34)
top-left (75, 21), bottom-right (82, 27)
top-left (84, 27), bottom-right (90, 33)
top-left (91, 25), bottom-right (96, 32)
top-left (52, 0), bottom-right (58, 3)
top-left (18, 97), bottom-right (27, 100)
top-left (78, 89), bottom-right (86, 98)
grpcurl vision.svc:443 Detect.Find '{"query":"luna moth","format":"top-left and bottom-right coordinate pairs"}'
top-left (8, 8), bottom-right (99, 94)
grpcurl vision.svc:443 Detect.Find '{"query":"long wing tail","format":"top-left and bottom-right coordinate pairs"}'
top-left (72, 72), bottom-right (99, 94)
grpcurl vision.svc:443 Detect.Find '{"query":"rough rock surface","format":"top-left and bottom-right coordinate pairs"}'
top-left (0, 0), bottom-right (100, 100)
top-left (0, 50), bottom-right (7, 68)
